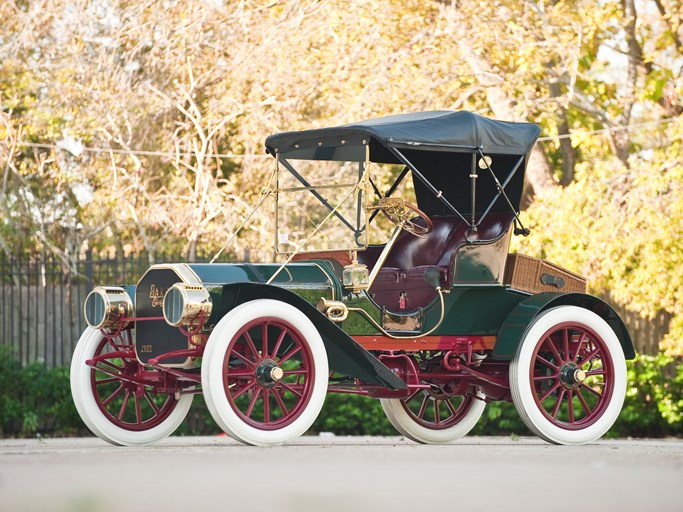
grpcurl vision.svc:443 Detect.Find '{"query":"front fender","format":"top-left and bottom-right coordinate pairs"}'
top-left (493, 292), bottom-right (635, 360)
top-left (214, 282), bottom-right (406, 390)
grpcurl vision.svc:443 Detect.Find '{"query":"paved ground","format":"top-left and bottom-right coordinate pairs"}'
top-left (1, 435), bottom-right (682, 512)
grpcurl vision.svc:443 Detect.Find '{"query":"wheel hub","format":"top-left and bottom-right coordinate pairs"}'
top-left (122, 360), bottom-right (142, 391)
top-left (255, 359), bottom-right (283, 388)
top-left (559, 362), bottom-right (585, 389)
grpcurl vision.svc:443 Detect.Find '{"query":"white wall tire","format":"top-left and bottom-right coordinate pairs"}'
top-left (70, 327), bottom-right (193, 446)
top-left (510, 306), bottom-right (627, 445)
top-left (201, 299), bottom-right (328, 446)
top-left (70, 328), bottom-right (119, 445)
top-left (381, 389), bottom-right (485, 444)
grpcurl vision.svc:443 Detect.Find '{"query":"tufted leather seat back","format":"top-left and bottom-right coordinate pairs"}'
top-left (380, 212), bottom-right (514, 271)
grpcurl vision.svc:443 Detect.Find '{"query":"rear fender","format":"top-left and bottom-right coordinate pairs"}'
top-left (215, 283), bottom-right (406, 390)
top-left (493, 292), bottom-right (635, 360)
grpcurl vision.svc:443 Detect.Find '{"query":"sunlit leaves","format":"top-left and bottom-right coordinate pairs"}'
top-left (1, 0), bottom-right (682, 349)
top-left (514, 119), bottom-right (683, 354)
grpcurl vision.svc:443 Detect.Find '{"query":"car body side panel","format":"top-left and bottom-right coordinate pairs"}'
top-left (453, 234), bottom-right (511, 284)
top-left (339, 286), bottom-right (527, 337)
top-left (493, 292), bottom-right (635, 360)
top-left (434, 287), bottom-right (527, 336)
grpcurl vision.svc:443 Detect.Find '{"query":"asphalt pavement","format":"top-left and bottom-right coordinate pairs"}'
top-left (1, 435), bottom-right (681, 512)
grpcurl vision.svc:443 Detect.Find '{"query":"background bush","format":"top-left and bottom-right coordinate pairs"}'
top-left (0, 347), bottom-right (82, 437)
top-left (1, 347), bottom-right (681, 439)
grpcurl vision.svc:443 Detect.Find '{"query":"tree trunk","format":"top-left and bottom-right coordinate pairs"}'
top-left (612, 0), bottom-right (640, 168)
top-left (459, 47), bottom-right (558, 204)
top-left (549, 80), bottom-right (577, 186)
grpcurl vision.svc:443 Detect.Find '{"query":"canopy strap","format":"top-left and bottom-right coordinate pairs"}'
top-left (475, 148), bottom-right (530, 237)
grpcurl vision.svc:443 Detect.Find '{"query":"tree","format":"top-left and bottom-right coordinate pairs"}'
top-left (2, 0), bottom-right (682, 353)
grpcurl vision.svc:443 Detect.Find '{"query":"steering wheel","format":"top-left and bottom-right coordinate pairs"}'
top-left (377, 197), bottom-right (433, 237)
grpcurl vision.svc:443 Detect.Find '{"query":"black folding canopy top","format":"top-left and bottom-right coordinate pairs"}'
top-left (265, 110), bottom-right (539, 156)
top-left (265, 110), bottom-right (541, 227)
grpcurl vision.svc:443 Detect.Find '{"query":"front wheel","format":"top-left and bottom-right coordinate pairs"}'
top-left (381, 388), bottom-right (485, 444)
top-left (510, 306), bottom-right (627, 445)
top-left (70, 327), bottom-right (193, 446)
top-left (201, 299), bottom-right (328, 446)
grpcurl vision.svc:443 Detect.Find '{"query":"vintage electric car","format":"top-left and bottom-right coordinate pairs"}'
top-left (71, 111), bottom-right (634, 446)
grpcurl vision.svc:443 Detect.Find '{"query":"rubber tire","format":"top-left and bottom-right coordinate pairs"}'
top-left (201, 299), bottom-right (328, 446)
top-left (70, 327), bottom-right (193, 446)
top-left (510, 306), bottom-right (627, 445)
top-left (380, 389), bottom-right (485, 444)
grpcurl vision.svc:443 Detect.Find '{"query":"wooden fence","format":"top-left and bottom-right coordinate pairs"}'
top-left (0, 251), bottom-right (197, 367)
top-left (0, 252), bottom-right (673, 367)
top-left (601, 295), bottom-right (673, 356)
top-left (1, 283), bottom-right (86, 367)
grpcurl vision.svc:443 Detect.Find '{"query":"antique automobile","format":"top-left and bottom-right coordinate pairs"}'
top-left (70, 110), bottom-right (634, 447)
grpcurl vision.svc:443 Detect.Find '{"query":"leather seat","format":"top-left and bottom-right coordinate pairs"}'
top-left (365, 212), bottom-right (514, 311)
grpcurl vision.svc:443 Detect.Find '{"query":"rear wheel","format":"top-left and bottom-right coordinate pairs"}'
top-left (70, 327), bottom-right (193, 446)
top-left (381, 388), bottom-right (485, 443)
top-left (380, 350), bottom-right (485, 443)
top-left (510, 306), bottom-right (626, 445)
top-left (202, 299), bottom-right (328, 446)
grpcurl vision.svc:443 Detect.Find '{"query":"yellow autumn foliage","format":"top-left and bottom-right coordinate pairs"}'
top-left (1, 0), bottom-right (682, 352)
top-left (515, 120), bottom-right (683, 354)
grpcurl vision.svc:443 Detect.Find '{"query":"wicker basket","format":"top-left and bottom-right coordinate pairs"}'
top-left (504, 253), bottom-right (586, 294)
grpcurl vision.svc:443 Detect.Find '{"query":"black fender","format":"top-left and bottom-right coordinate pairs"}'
top-left (213, 282), bottom-right (406, 390)
top-left (493, 292), bottom-right (635, 360)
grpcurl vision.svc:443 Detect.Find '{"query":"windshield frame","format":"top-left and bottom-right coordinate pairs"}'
top-left (274, 145), bottom-right (370, 254)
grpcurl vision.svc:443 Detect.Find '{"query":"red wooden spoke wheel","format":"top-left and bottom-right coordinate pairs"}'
top-left (399, 390), bottom-right (482, 430)
top-left (510, 306), bottom-right (626, 445)
top-left (202, 299), bottom-right (328, 446)
top-left (381, 352), bottom-right (485, 444)
top-left (529, 323), bottom-right (614, 430)
top-left (222, 317), bottom-right (316, 430)
top-left (90, 335), bottom-right (179, 431)
top-left (70, 327), bottom-right (193, 446)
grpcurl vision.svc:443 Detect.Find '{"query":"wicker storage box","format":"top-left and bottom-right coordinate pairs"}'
top-left (504, 253), bottom-right (586, 294)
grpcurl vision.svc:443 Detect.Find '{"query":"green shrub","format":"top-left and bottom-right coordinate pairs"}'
top-left (613, 353), bottom-right (683, 437)
top-left (1, 347), bottom-right (681, 438)
top-left (311, 393), bottom-right (394, 435)
top-left (0, 347), bottom-right (84, 437)
top-left (471, 401), bottom-right (529, 437)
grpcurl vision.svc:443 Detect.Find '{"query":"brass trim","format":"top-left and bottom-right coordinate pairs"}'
top-left (277, 182), bottom-right (359, 193)
top-left (83, 286), bottom-right (134, 330)
top-left (317, 298), bottom-right (348, 322)
top-left (270, 367), bottom-right (284, 381)
top-left (343, 262), bottom-right (370, 293)
top-left (162, 283), bottom-right (213, 328)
